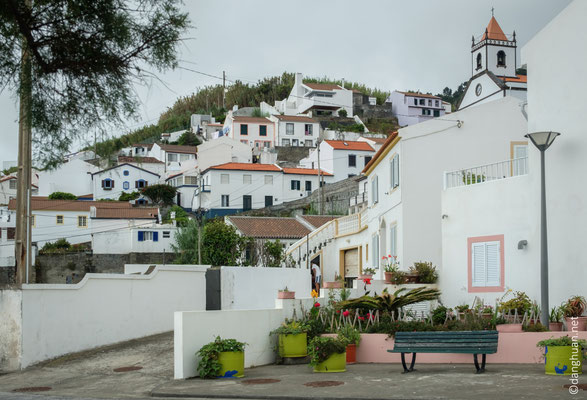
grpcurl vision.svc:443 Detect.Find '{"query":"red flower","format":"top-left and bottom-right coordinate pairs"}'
top-left (342, 310), bottom-right (350, 317)
top-left (366, 313), bottom-right (372, 320)
top-left (363, 278), bottom-right (372, 285)
top-left (336, 310), bottom-right (340, 314)
top-left (314, 302), bottom-right (320, 308)
top-left (358, 316), bottom-right (365, 321)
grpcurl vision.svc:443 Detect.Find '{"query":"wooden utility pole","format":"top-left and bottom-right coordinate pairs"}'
top-left (316, 140), bottom-right (324, 215)
top-left (222, 70), bottom-right (226, 110)
top-left (15, 0), bottom-right (33, 285)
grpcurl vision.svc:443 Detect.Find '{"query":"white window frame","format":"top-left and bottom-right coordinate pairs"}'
top-left (372, 234), bottom-right (379, 268)
top-left (286, 123), bottom-right (294, 135)
top-left (221, 174), bottom-right (230, 184)
top-left (77, 215), bottom-right (87, 228)
top-left (221, 195), bottom-right (230, 207)
top-left (371, 175), bottom-right (379, 204)
top-left (390, 224), bottom-right (397, 258)
top-left (390, 153), bottom-right (399, 189)
top-left (265, 175), bottom-right (273, 185)
top-left (243, 174), bottom-right (252, 184)
top-left (471, 241), bottom-right (501, 287)
top-left (9, 179), bottom-right (16, 190)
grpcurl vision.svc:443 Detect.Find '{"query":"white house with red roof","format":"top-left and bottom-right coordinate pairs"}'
top-left (194, 162), bottom-right (333, 218)
top-left (269, 114), bottom-right (320, 148)
top-left (274, 73), bottom-right (353, 117)
top-left (91, 163), bottom-right (161, 200)
top-left (299, 140), bottom-right (375, 182)
top-left (222, 112), bottom-right (276, 149)
top-left (0, 175), bottom-right (38, 205)
top-left (149, 143), bottom-right (198, 173)
top-left (37, 158), bottom-right (98, 197)
top-left (387, 91), bottom-right (446, 127)
top-left (458, 16), bottom-right (527, 110)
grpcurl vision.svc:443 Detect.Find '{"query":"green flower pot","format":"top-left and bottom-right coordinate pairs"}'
top-left (313, 351), bottom-right (346, 373)
top-left (217, 351), bottom-right (244, 378)
top-left (544, 346), bottom-right (582, 376)
top-left (279, 333), bottom-right (308, 357)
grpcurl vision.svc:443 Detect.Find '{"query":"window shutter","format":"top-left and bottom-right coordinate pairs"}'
top-left (394, 156), bottom-right (400, 187)
top-left (374, 176), bottom-right (378, 203)
top-left (485, 241), bottom-right (500, 286)
top-left (390, 225), bottom-right (397, 257)
top-left (135, 181), bottom-right (138, 188)
top-left (153, 232), bottom-right (159, 242)
top-left (145, 181), bottom-right (148, 187)
top-left (112, 180), bottom-right (115, 188)
top-left (101, 180), bottom-right (105, 188)
top-left (138, 231), bottom-right (144, 242)
top-left (471, 243), bottom-right (486, 287)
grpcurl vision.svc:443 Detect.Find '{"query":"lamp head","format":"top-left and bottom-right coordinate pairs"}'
top-left (525, 131), bottom-right (560, 151)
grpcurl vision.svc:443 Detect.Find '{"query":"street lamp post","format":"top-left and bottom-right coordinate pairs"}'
top-left (524, 131), bottom-right (560, 328)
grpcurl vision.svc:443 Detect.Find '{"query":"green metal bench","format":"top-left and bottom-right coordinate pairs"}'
top-left (387, 331), bottom-right (499, 374)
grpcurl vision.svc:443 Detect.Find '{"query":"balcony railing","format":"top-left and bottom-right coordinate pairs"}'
top-left (444, 157), bottom-right (528, 189)
top-left (349, 192), bottom-right (367, 207)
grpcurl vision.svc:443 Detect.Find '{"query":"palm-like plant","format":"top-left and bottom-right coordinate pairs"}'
top-left (562, 296), bottom-right (587, 317)
top-left (336, 287), bottom-right (440, 314)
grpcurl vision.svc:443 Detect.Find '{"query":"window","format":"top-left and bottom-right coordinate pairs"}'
top-left (123, 170), bottom-right (129, 176)
top-left (305, 124), bottom-right (313, 136)
top-left (135, 179), bottom-right (147, 189)
top-left (265, 196), bottom-right (273, 207)
top-left (163, 231), bottom-right (170, 238)
top-left (240, 124), bottom-right (248, 135)
top-left (102, 178), bottom-right (114, 190)
top-left (221, 195), bottom-right (230, 207)
top-left (305, 181), bottom-right (312, 191)
top-left (243, 195), bottom-right (252, 211)
top-left (512, 144), bottom-right (528, 176)
top-left (292, 139), bottom-right (299, 146)
top-left (243, 174), bottom-right (252, 184)
top-left (136, 199), bottom-right (147, 205)
top-left (56, 215), bottom-right (64, 225)
top-left (185, 176), bottom-right (198, 185)
top-left (413, 98), bottom-right (417, 105)
top-left (435, 100), bottom-right (439, 107)
top-left (497, 51), bottom-right (506, 67)
top-left (265, 175), bottom-right (273, 185)
top-left (348, 154), bottom-right (356, 167)
top-left (9, 179), bottom-right (16, 190)
top-left (428, 99), bottom-right (432, 106)
top-left (305, 140), bottom-right (313, 147)
top-left (241, 140), bottom-right (248, 145)
top-left (30, 215), bottom-right (35, 227)
top-left (180, 154), bottom-right (191, 162)
top-left (476, 53), bottom-right (482, 70)
top-left (422, 108), bottom-right (426, 116)
top-left (221, 174), bottom-right (229, 184)
top-left (372, 234), bottom-right (379, 268)
top-left (390, 224), bottom-right (397, 257)
top-left (364, 156), bottom-right (372, 166)
top-left (286, 123), bottom-right (294, 135)
top-left (263, 141), bottom-right (271, 148)
top-left (123, 181), bottom-right (130, 190)
top-left (7, 227), bottom-right (15, 240)
top-left (78, 215), bottom-right (87, 227)
top-left (167, 153), bottom-right (178, 162)
top-left (371, 175), bottom-right (379, 204)
top-left (282, 139), bottom-right (290, 146)
top-left (390, 154), bottom-right (399, 189)
top-left (419, 99), bottom-right (425, 105)
top-left (138, 231), bottom-right (158, 242)
top-left (259, 125), bottom-right (267, 136)
top-left (291, 180), bottom-right (301, 190)
top-left (470, 239), bottom-right (502, 289)
top-left (433, 110), bottom-right (440, 117)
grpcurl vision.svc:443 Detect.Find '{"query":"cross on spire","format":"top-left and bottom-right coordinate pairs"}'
top-left (491, 7), bottom-right (494, 17)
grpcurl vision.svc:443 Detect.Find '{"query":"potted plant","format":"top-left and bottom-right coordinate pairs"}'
top-left (323, 273), bottom-right (344, 289)
top-left (359, 267), bottom-right (376, 280)
top-left (496, 291), bottom-right (531, 332)
top-left (337, 325), bottom-right (361, 364)
top-left (473, 303), bottom-right (494, 320)
top-left (383, 255), bottom-right (399, 283)
top-left (562, 295), bottom-right (587, 331)
top-left (271, 320), bottom-right (309, 358)
top-left (277, 286), bottom-right (295, 300)
top-left (409, 261), bottom-right (438, 284)
top-left (197, 336), bottom-right (246, 378)
top-left (309, 336), bottom-right (347, 373)
top-left (455, 304), bottom-right (471, 320)
top-left (537, 336), bottom-right (585, 375)
top-left (549, 306), bottom-right (564, 331)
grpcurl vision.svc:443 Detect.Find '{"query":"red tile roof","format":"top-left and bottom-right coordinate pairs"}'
top-left (324, 140), bottom-right (375, 152)
top-left (282, 168), bottom-right (333, 176)
top-left (232, 116), bottom-right (272, 123)
top-left (8, 198), bottom-right (132, 212)
top-left (303, 82), bottom-right (343, 91)
top-left (299, 215), bottom-right (336, 229)
top-left (362, 131), bottom-right (399, 173)
top-left (398, 91), bottom-right (441, 100)
top-left (227, 216), bottom-right (310, 239)
top-left (273, 115), bottom-right (317, 123)
top-left (207, 163), bottom-right (282, 172)
top-left (132, 143), bottom-right (154, 149)
top-left (482, 16), bottom-right (508, 41)
top-left (0, 176), bottom-right (16, 183)
top-left (158, 144), bottom-right (198, 154)
top-left (118, 156), bottom-right (163, 164)
top-left (500, 75), bottom-right (527, 83)
top-left (94, 207), bottom-right (158, 219)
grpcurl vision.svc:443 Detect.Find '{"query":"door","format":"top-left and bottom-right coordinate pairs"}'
top-left (243, 195), bottom-right (252, 211)
top-left (176, 193), bottom-right (181, 207)
top-left (343, 248), bottom-right (359, 278)
top-left (265, 196), bottom-right (273, 207)
top-left (513, 144), bottom-right (528, 176)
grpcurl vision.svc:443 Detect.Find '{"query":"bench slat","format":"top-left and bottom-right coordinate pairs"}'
top-left (394, 338), bottom-right (498, 344)
top-left (388, 348), bottom-right (497, 354)
top-left (394, 342), bottom-right (497, 348)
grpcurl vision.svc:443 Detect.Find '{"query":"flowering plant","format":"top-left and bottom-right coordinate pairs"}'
top-left (308, 336), bottom-right (346, 366)
top-left (362, 267), bottom-right (376, 275)
top-left (382, 255), bottom-right (399, 273)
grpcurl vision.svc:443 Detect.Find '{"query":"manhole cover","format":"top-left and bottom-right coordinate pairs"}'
top-left (304, 381), bottom-right (344, 388)
top-left (241, 378), bottom-right (281, 385)
top-left (13, 387), bottom-right (52, 392)
top-left (564, 384), bottom-right (587, 391)
top-left (113, 366), bottom-right (143, 372)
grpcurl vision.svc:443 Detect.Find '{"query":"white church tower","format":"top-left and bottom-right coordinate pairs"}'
top-left (458, 13), bottom-right (527, 110)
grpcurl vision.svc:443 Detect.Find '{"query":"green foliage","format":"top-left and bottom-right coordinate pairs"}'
top-left (164, 205), bottom-right (189, 226)
top-left (550, 306), bottom-right (564, 323)
top-left (537, 336), bottom-right (586, 348)
top-left (327, 122), bottom-right (364, 133)
top-left (338, 109), bottom-right (348, 117)
top-left (196, 336), bottom-right (246, 379)
top-left (410, 261), bottom-right (438, 283)
top-left (261, 240), bottom-right (284, 267)
top-left (2, 166), bottom-right (18, 176)
top-left (171, 219), bottom-right (199, 264)
top-left (362, 267), bottom-right (376, 275)
top-left (462, 172), bottom-right (486, 185)
top-left (303, 76), bottom-right (390, 105)
top-left (524, 322), bottom-right (549, 332)
top-left (431, 305), bottom-right (449, 325)
top-left (271, 320), bottom-right (310, 336)
top-left (436, 82), bottom-right (467, 111)
top-left (498, 291), bottom-right (533, 315)
top-left (201, 219), bottom-right (247, 266)
top-left (141, 184), bottom-right (176, 206)
top-left (177, 131), bottom-right (201, 146)
top-left (337, 325), bottom-right (361, 346)
top-left (561, 296), bottom-right (587, 317)
top-left (389, 270), bottom-right (406, 284)
top-left (118, 191), bottom-right (140, 201)
top-left (39, 238), bottom-right (78, 254)
top-left (336, 287), bottom-right (440, 314)
top-left (251, 107), bottom-right (269, 118)
top-left (48, 192), bottom-right (77, 200)
top-left (308, 336), bottom-right (346, 366)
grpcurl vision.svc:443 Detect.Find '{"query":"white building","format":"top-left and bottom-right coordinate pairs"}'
top-left (92, 224), bottom-right (177, 255)
top-left (117, 156), bottom-right (166, 177)
top-left (37, 159), bottom-right (99, 197)
top-left (222, 114), bottom-right (276, 149)
top-left (0, 176), bottom-right (38, 205)
top-left (161, 129), bottom-right (188, 143)
top-left (275, 73), bottom-right (353, 117)
top-left (300, 140), bottom-right (375, 182)
top-left (130, 143), bottom-right (154, 157)
top-left (149, 143), bottom-right (198, 173)
top-left (91, 163), bottom-right (161, 200)
top-left (458, 16), bottom-right (527, 110)
top-left (441, 0), bottom-right (585, 307)
top-left (196, 136), bottom-right (252, 172)
top-left (269, 114), bottom-right (320, 148)
top-left (165, 170), bottom-right (199, 210)
top-left (387, 91), bottom-right (446, 127)
top-left (194, 163), bottom-right (333, 218)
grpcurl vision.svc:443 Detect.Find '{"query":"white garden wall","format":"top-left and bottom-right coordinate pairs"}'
top-left (0, 290), bottom-right (22, 372)
top-left (220, 266), bottom-right (311, 310)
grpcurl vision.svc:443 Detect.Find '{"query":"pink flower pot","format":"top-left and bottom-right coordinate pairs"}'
top-left (496, 323), bottom-right (523, 333)
top-left (323, 281), bottom-right (343, 289)
top-left (549, 322), bottom-right (563, 331)
top-left (565, 316), bottom-right (587, 331)
top-left (358, 274), bottom-right (373, 280)
top-left (277, 291), bottom-right (295, 299)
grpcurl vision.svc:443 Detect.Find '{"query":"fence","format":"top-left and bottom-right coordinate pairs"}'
top-left (444, 157), bottom-right (528, 189)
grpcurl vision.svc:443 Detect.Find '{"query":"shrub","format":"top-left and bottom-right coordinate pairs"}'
top-left (498, 291), bottom-right (532, 315)
top-left (561, 295), bottom-right (587, 317)
top-left (410, 261), bottom-right (438, 283)
top-left (308, 336), bottom-right (346, 366)
top-left (141, 184), bottom-right (176, 205)
top-left (337, 109), bottom-right (348, 117)
top-left (196, 336), bottom-right (246, 379)
top-left (119, 191), bottom-right (140, 201)
top-left (40, 238), bottom-right (71, 253)
top-left (537, 336), bottom-right (586, 348)
top-left (164, 205), bottom-right (189, 226)
top-left (271, 320), bottom-right (310, 336)
top-left (337, 325), bottom-right (361, 346)
top-left (431, 305), bottom-right (449, 325)
top-left (48, 192), bottom-right (77, 200)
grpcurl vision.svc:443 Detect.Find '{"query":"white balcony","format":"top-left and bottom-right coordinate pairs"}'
top-left (444, 157), bottom-right (528, 190)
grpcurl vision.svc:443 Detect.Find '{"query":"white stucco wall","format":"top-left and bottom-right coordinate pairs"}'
top-left (37, 159), bottom-right (99, 197)
top-left (197, 137), bottom-right (252, 171)
top-left (19, 265), bottom-right (207, 368)
top-left (0, 290), bottom-right (22, 372)
top-left (459, 73), bottom-right (506, 110)
top-left (92, 164), bottom-right (160, 200)
top-left (220, 266), bottom-right (311, 310)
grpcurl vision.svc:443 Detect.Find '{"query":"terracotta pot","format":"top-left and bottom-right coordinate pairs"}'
top-left (565, 316), bottom-right (587, 331)
top-left (405, 273), bottom-right (419, 283)
top-left (358, 274), bottom-right (373, 280)
top-left (549, 322), bottom-right (563, 331)
top-left (277, 291), bottom-right (295, 299)
top-left (496, 323), bottom-right (523, 333)
top-left (323, 281), bottom-right (343, 289)
top-left (346, 344), bottom-right (357, 364)
top-left (384, 272), bottom-right (393, 283)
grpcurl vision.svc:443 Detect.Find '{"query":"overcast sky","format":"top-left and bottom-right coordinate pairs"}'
top-left (0, 0), bottom-right (572, 165)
